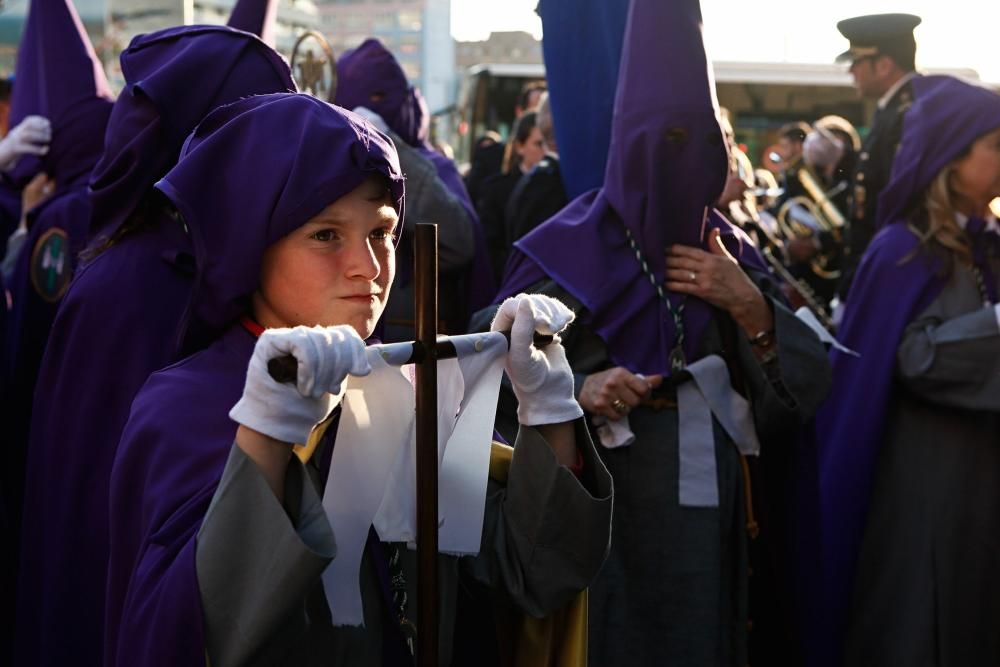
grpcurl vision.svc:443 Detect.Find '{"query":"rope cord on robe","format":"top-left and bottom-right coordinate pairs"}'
top-left (625, 227), bottom-right (687, 371)
top-left (622, 224), bottom-right (688, 372)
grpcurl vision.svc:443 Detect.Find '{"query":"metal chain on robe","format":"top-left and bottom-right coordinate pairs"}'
top-left (623, 225), bottom-right (688, 371)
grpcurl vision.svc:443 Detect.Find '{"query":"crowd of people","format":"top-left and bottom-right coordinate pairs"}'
top-left (0, 0), bottom-right (998, 665)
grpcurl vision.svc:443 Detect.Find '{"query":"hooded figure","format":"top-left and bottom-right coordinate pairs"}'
top-left (226, 0), bottom-right (278, 47)
top-left (13, 26), bottom-right (295, 667)
top-left (480, 0), bottom-right (830, 663)
top-left (335, 38), bottom-right (496, 333)
top-left (105, 92), bottom-right (612, 667)
top-left (0, 0), bottom-right (112, 621)
top-left (812, 75), bottom-right (1000, 667)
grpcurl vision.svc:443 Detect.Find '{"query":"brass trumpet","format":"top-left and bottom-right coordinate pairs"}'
top-left (776, 165), bottom-right (846, 280)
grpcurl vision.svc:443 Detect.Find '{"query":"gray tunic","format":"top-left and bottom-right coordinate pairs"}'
top-left (196, 418), bottom-right (612, 666)
top-left (382, 135), bottom-right (476, 341)
top-left (472, 275), bottom-right (831, 666)
top-left (846, 261), bottom-right (1000, 666)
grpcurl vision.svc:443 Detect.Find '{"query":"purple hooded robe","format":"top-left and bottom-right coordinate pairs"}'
top-left (0, 0), bottom-right (112, 624)
top-left (13, 26), bottom-right (295, 667)
top-left (104, 93), bottom-right (405, 666)
top-left (335, 38), bottom-right (497, 322)
top-left (496, 0), bottom-right (765, 378)
top-left (809, 74), bottom-right (1000, 666)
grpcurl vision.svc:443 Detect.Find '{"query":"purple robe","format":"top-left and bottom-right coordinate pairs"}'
top-left (104, 93), bottom-right (403, 665)
top-left (14, 26), bottom-right (295, 667)
top-left (809, 75), bottom-right (1000, 665)
top-left (496, 0), bottom-right (764, 377)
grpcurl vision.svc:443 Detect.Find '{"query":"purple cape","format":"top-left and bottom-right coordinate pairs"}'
top-left (808, 74), bottom-right (1000, 665)
top-left (537, 0), bottom-right (630, 198)
top-left (104, 93), bottom-right (402, 665)
top-left (88, 25), bottom-right (294, 243)
top-left (227, 0), bottom-right (278, 46)
top-left (2, 0), bottom-right (113, 560)
top-left (496, 0), bottom-right (763, 376)
top-left (14, 28), bottom-right (296, 667)
top-left (335, 38), bottom-right (497, 321)
top-left (808, 225), bottom-right (942, 664)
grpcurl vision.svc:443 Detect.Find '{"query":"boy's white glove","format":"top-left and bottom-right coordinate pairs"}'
top-left (0, 115), bottom-right (51, 171)
top-left (230, 325), bottom-right (372, 444)
top-left (491, 294), bottom-right (584, 426)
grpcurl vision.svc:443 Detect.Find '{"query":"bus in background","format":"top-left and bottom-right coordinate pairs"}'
top-left (442, 60), bottom-right (981, 173)
top-left (442, 62), bottom-right (545, 170)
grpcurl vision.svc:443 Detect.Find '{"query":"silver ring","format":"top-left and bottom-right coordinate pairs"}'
top-left (689, 271), bottom-right (697, 282)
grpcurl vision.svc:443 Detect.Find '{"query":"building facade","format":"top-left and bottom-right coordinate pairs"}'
top-left (455, 30), bottom-right (541, 69)
top-left (317, 0), bottom-right (454, 114)
top-left (0, 0), bottom-right (320, 85)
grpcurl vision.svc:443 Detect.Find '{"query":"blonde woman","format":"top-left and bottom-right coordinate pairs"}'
top-left (815, 75), bottom-right (1000, 666)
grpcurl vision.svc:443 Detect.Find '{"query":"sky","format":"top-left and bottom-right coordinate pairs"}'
top-left (451, 0), bottom-right (1000, 83)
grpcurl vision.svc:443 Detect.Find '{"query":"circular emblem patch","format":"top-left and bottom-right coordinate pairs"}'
top-left (30, 227), bottom-right (71, 303)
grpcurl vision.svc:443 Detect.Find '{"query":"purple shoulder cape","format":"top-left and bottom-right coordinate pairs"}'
top-left (106, 325), bottom-right (254, 666)
top-left (14, 29), bottom-right (295, 667)
top-left (100, 93), bottom-right (403, 662)
top-left (808, 223), bottom-right (944, 665)
top-left (495, 0), bottom-right (759, 376)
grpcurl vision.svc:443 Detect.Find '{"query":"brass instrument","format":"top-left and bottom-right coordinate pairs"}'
top-left (776, 165), bottom-right (846, 280)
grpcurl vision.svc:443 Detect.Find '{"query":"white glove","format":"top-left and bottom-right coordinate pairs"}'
top-left (0, 115), bottom-right (51, 172)
top-left (352, 106), bottom-right (390, 135)
top-left (229, 325), bottom-right (372, 445)
top-left (491, 294), bottom-right (584, 426)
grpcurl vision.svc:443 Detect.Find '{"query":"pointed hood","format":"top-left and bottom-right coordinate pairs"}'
top-left (7, 0), bottom-right (113, 188)
top-left (226, 0), bottom-right (278, 48)
top-left (88, 25), bottom-right (295, 243)
top-left (498, 0), bottom-right (756, 377)
top-left (603, 0), bottom-right (728, 272)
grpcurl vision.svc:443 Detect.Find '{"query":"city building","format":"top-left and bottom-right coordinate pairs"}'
top-left (455, 30), bottom-right (541, 69)
top-left (317, 0), bottom-right (454, 114)
top-left (0, 0), bottom-right (320, 85)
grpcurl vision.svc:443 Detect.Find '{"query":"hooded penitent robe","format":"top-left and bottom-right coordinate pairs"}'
top-left (0, 0), bottom-right (112, 653)
top-left (105, 93), bottom-right (613, 667)
top-left (13, 26), bottom-right (295, 667)
top-left (812, 74), bottom-right (1000, 667)
top-left (475, 0), bottom-right (830, 663)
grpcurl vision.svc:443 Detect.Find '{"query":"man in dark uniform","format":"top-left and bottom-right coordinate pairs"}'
top-left (835, 13), bottom-right (921, 300)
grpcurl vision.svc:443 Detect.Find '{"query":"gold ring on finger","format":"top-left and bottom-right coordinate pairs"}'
top-left (611, 399), bottom-right (629, 414)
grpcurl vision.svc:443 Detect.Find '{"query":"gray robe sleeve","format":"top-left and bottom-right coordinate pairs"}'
top-left (393, 135), bottom-right (475, 271)
top-left (464, 418), bottom-right (613, 617)
top-left (897, 302), bottom-right (1000, 411)
top-left (196, 445), bottom-right (337, 667)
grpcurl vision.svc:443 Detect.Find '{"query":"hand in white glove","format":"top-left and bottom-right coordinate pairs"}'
top-left (0, 115), bottom-right (51, 172)
top-left (491, 293), bottom-right (584, 426)
top-left (230, 325), bottom-right (372, 445)
top-left (352, 106), bottom-right (390, 135)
